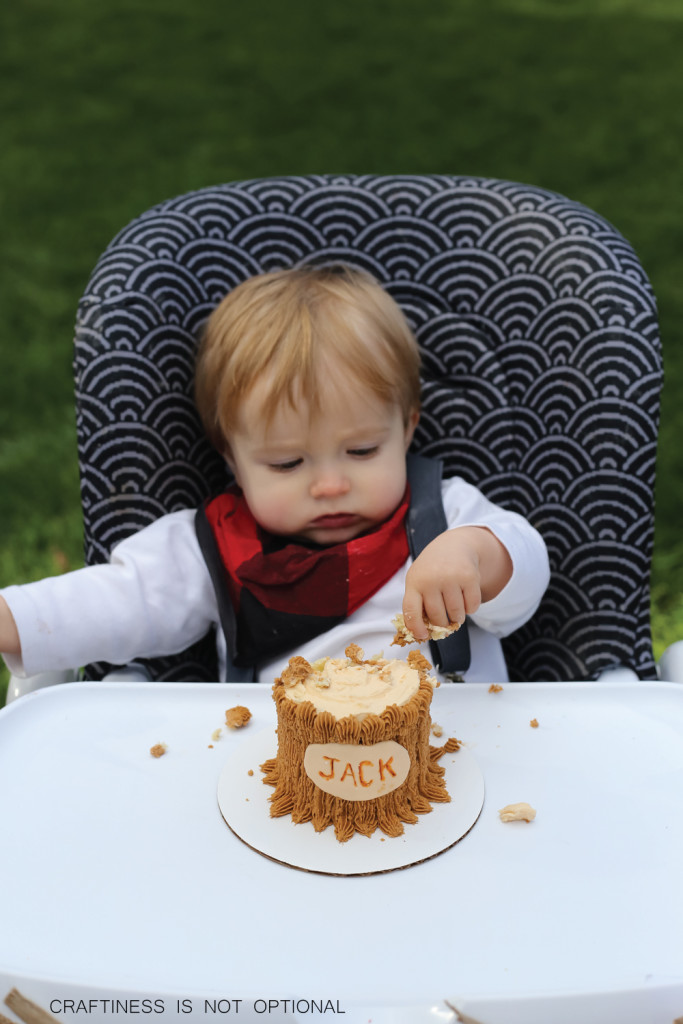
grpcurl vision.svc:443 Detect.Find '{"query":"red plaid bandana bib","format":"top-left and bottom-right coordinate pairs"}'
top-left (197, 487), bottom-right (410, 667)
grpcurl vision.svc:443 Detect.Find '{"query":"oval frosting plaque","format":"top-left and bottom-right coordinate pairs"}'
top-left (303, 741), bottom-right (411, 801)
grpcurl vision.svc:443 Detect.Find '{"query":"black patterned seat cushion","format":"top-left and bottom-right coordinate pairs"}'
top-left (74, 175), bottom-right (662, 681)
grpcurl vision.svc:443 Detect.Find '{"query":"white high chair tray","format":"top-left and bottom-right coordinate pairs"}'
top-left (0, 680), bottom-right (682, 1024)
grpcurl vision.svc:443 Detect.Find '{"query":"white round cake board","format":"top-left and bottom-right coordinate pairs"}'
top-left (217, 728), bottom-right (485, 875)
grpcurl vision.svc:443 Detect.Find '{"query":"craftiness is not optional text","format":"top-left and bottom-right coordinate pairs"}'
top-left (46, 997), bottom-right (346, 1016)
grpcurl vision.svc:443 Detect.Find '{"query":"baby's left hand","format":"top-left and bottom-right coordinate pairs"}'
top-left (402, 526), bottom-right (512, 642)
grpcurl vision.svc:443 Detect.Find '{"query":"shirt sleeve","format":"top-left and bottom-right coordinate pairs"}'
top-left (1, 510), bottom-right (217, 678)
top-left (441, 476), bottom-right (550, 637)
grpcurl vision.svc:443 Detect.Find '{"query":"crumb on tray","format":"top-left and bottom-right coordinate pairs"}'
top-left (150, 743), bottom-right (167, 758)
top-left (225, 705), bottom-right (252, 729)
top-left (499, 802), bottom-right (536, 823)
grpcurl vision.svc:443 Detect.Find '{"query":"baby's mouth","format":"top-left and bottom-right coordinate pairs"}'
top-left (310, 513), bottom-right (360, 529)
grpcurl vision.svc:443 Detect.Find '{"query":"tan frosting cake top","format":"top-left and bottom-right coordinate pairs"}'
top-left (280, 644), bottom-right (434, 719)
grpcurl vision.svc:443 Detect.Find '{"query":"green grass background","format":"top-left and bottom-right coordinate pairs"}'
top-left (2, 0), bottom-right (683, 703)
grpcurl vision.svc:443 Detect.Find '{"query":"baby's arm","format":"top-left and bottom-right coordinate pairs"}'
top-left (402, 527), bottom-right (513, 641)
top-left (0, 510), bottom-right (215, 678)
top-left (0, 595), bottom-right (21, 658)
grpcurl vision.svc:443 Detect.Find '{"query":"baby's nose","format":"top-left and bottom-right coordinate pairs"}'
top-left (310, 469), bottom-right (351, 499)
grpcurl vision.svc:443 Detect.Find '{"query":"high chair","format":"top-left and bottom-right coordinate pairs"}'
top-left (7, 174), bottom-right (672, 699)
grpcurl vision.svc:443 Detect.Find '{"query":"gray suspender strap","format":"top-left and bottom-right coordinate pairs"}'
top-left (406, 453), bottom-right (472, 677)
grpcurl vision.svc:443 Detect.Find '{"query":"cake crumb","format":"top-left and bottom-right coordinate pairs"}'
top-left (225, 705), bottom-right (252, 729)
top-left (211, 727), bottom-right (222, 741)
top-left (407, 649), bottom-right (433, 683)
top-left (431, 722), bottom-right (444, 738)
top-left (391, 612), bottom-right (459, 647)
top-left (150, 743), bottom-right (167, 758)
top-left (530, 718), bottom-right (539, 728)
top-left (345, 643), bottom-right (364, 663)
top-left (248, 769), bottom-right (254, 776)
top-left (499, 802), bottom-right (536, 823)
top-left (489, 683), bottom-right (503, 693)
top-left (281, 656), bottom-right (312, 687)
top-left (444, 736), bottom-right (462, 752)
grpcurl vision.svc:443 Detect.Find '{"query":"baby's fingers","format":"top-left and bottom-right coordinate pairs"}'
top-left (440, 585), bottom-right (480, 625)
top-left (402, 587), bottom-right (429, 641)
top-left (423, 591), bottom-right (454, 631)
top-left (459, 574), bottom-right (482, 617)
top-left (441, 588), bottom-right (466, 630)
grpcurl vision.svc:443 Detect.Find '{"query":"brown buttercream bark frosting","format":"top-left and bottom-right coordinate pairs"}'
top-left (261, 647), bottom-right (459, 842)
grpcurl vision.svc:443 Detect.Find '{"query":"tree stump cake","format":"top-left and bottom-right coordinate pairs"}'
top-left (261, 645), bottom-right (460, 842)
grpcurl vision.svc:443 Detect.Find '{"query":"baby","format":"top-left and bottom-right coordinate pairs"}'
top-left (0, 265), bottom-right (549, 684)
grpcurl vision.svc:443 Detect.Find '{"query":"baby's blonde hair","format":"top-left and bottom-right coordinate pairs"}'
top-left (195, 265), bottom-right (421, 451)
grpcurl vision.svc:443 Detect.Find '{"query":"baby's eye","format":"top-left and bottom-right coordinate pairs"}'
top-left (348, 446), bottom-right (379, 458)
top-left (269, 458), bottom-right (303, 472)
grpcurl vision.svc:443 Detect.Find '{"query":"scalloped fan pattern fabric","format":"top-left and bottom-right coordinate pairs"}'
top-left (74, 175), bottom-right (662, 682)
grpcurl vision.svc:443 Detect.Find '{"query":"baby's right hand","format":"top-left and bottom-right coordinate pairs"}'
top-left (402, 525), bottom-right (513, 642)
top-left (402, 528), bottom-right (483, 642)
top-left (0, 596), bottom-right (21, 657)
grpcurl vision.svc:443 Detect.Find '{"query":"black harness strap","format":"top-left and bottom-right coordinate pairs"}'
top-left (195, 503), bottom-right (256, 682)
top-left (406, 453), bottom-right (472, 677)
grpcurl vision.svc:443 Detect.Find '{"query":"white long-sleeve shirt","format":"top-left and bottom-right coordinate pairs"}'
top-left (1, 477), bottom-right (549, 683)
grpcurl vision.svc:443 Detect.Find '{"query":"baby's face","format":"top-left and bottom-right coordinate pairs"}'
top-left (227, 377), bottom-right (418, 546)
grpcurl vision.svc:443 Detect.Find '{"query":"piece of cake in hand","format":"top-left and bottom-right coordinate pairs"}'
top-left (261, 645), bottom-right (459, 842)
top-left (391, 612), bottom-right (459, 648)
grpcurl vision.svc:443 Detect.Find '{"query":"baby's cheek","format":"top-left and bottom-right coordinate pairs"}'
top-left (368, 464), bottom-right (407, 511)
top-left (251, 488), bottom-right (298, 533)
